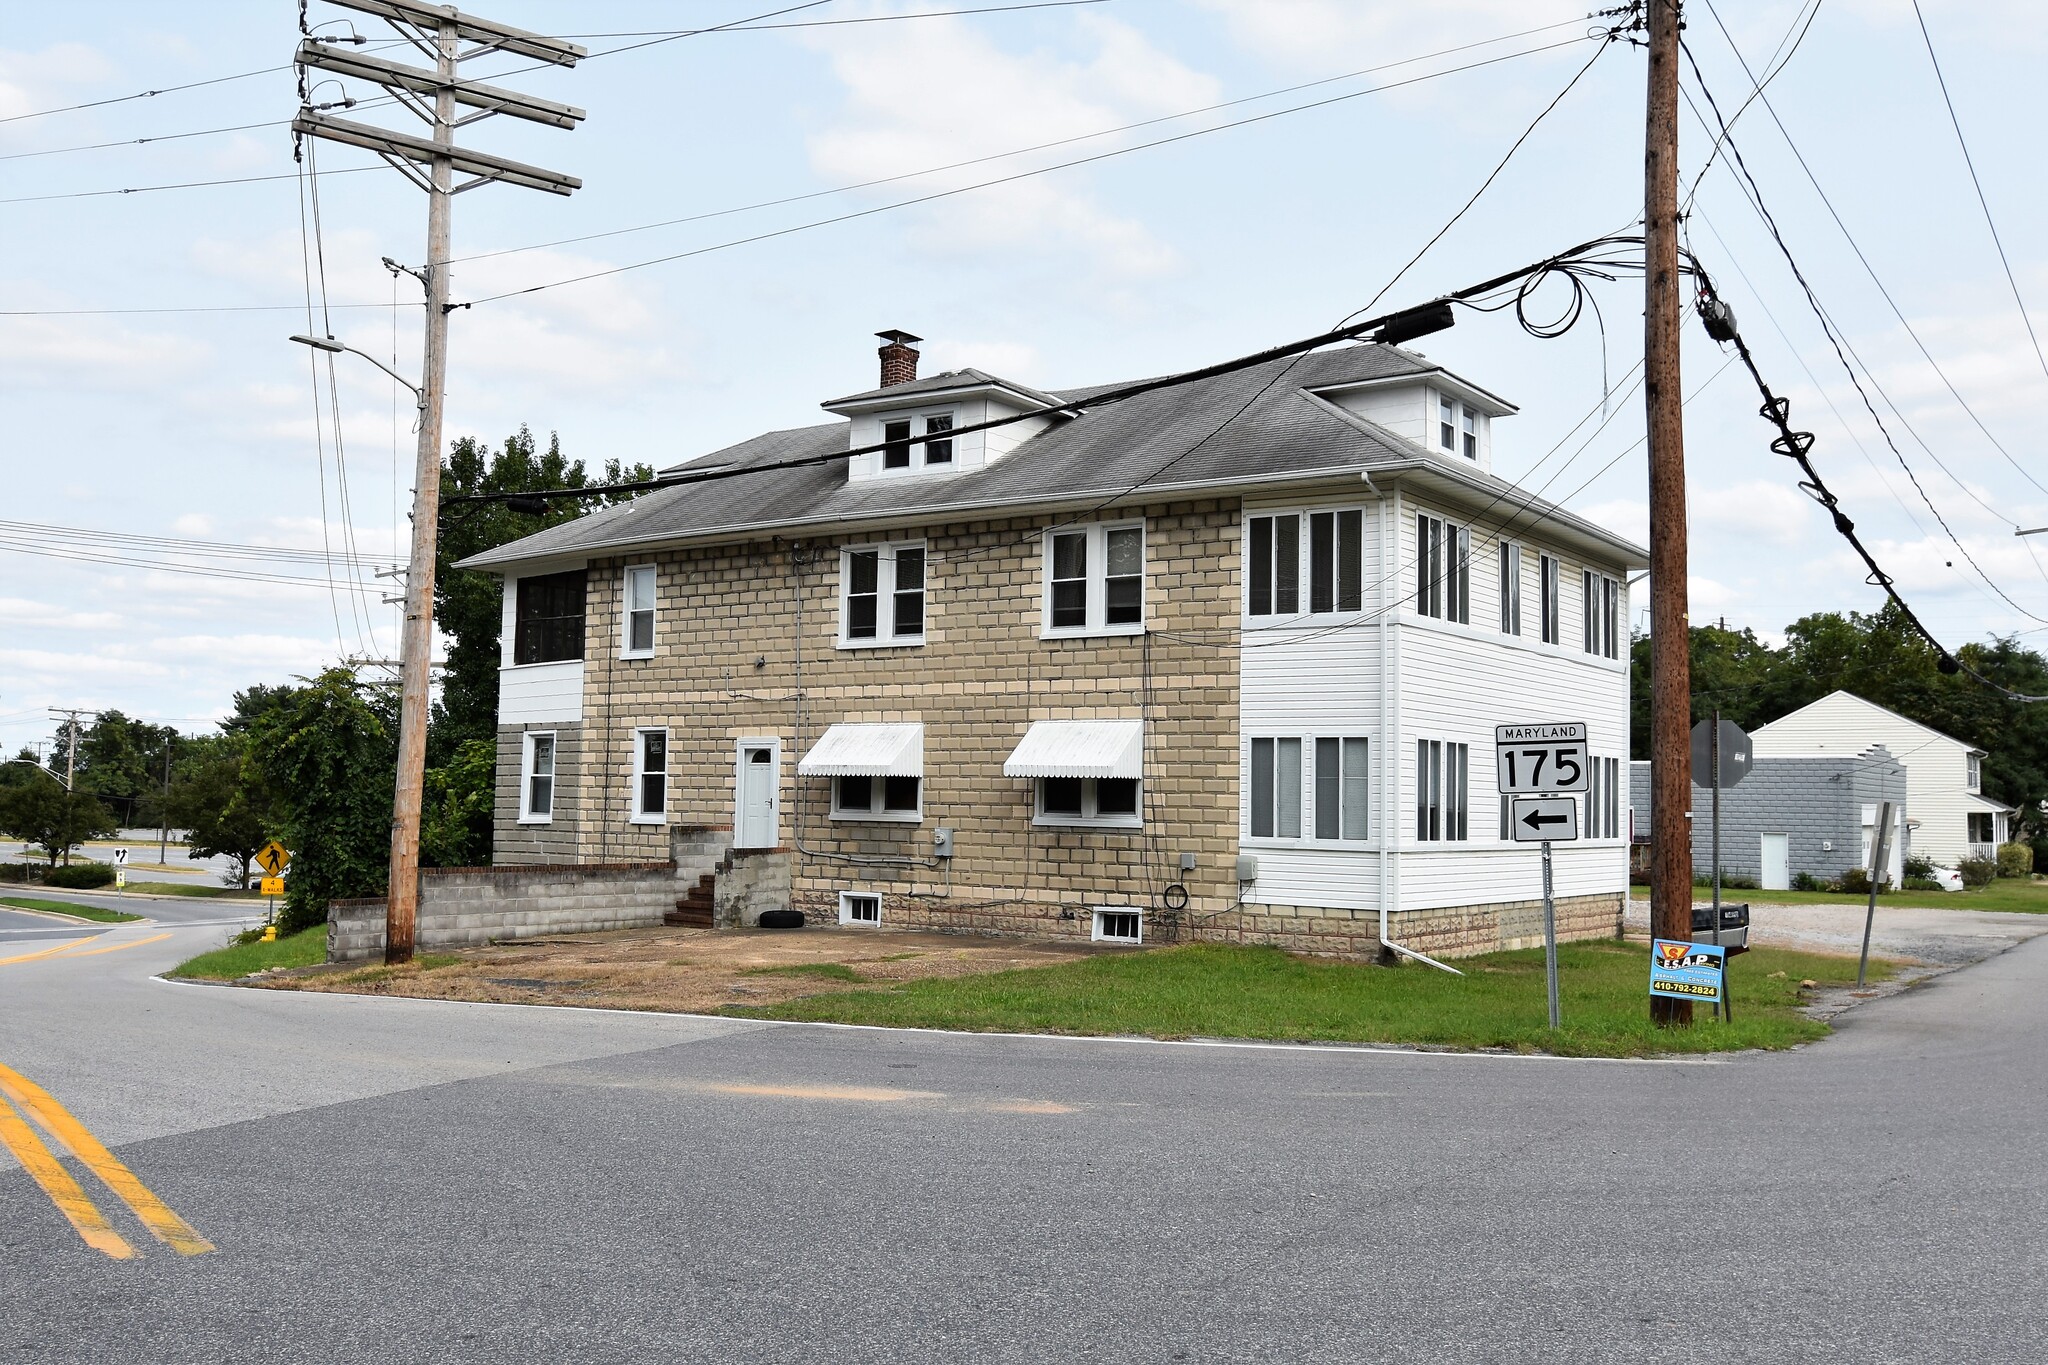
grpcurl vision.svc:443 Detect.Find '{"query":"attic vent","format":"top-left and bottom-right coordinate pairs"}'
top-left (877, 329), bottom-right (921, 387)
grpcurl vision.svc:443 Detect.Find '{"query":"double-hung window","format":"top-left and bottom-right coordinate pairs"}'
top-left (632, 727), bottom-right (668, 823)
top-left (1416, 513), bottom-right (1470, 624)
top-left (520, 732), bottom-right (556, 823)
top-left (1249, 737), bottom-right (1302, 838)
top-left (1437, 392), bottom-right (1483, 461)
top-left (833, 774), bottom-right (921, 821)
top-left (621, 565), bottom-right (656, 657)
top-left (882, 418), bottom-right (913, 469)
top-left (1044, 522), bottom-right (1143, 636)
top-left (1584, 756), bottom-right (1619, 838)
top-left (1416, 739), bottom-right (1468, 842)
top-left (513, 569), bottom-right (586, 665)
top-left (840, 542), bottom-right (925, 647)
top-left (922, 414), bottom-right (953, 464)
top-left (1583, 569), bottom-right (1620, 659)
top-left (1499, 543), bottom-right (1522, 635)
top-left (1248, 510), bottom-right (1363, 617)
top-left (1314, 737), bottom-right (1370, 840)
top-left (1539, 553), bottom-right (1561, 645)
top-left (1968, 754), bottom-right (1982, 792)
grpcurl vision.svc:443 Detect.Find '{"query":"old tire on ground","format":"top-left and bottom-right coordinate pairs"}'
top-left (757, 909), bottom-right (805, 930)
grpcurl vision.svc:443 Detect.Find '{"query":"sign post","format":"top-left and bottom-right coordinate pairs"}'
top-left (254, 842), bottom-right (291, 939)
top-left (1691, 713), bottom-right (1752, 1020)
top-left (1498, 723), bottom-right (1590, 1030)
top-left (1858, 799), bottom-right (1897, 988)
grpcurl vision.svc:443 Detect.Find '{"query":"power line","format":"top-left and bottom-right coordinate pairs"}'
top-left (0, 117), bottom-right (293, 163)
top-left (1907, 0), bottom-right (2048, 391)
top-left (542, 0), bottom-right (1109, 38)
top-left (1677, 44), bottom-right (2048, 626)
top-left (0, 64), bottom-right (293, 126)
top-left (0, 520), bottom-right (388, 565)
top-left (448, 15), bottom-right (1597, 268)
top-left (0, 162), bottom-right (378, 206)
top-left (459, 31), bottom-right (1601, 308)
top-left (1679, 0), bottom-right (1823, 213)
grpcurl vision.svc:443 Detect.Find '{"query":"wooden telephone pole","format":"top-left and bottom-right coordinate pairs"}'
top-left (292, 0), bottom-right (583, 964)
top-left (1644, 0), bottom-right (1694, 1027)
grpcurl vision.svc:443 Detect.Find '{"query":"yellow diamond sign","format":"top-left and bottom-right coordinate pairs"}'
top-left (254, 842), bottom-right (291, 878)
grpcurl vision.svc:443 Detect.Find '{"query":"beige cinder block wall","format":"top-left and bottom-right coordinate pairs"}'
top-left (564, 498), bottom-right (1243, 940)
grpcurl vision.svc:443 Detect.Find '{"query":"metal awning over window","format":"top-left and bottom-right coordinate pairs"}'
top-left (797, 723), bottom-right (923, 777)
top-left (1004, 720), bottom-right (1144, 779)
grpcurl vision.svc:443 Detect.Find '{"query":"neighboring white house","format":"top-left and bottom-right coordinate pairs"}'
top-left (1749, 690), bottom-right (2014, 865)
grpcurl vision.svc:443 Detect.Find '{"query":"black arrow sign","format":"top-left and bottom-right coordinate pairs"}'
top-left (1521, 809), bottom-right (1569, 830)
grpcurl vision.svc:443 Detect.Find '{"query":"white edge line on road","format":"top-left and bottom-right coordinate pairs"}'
top-left (149, 974), bottom-right (1724, 1065)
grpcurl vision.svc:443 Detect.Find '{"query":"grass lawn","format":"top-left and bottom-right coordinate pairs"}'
top-left (0, 896), bottom-right (143, 923)
top-left (1636, 879), bottom-right (2048, 914)
top-left (123, 881), bottom-right (264, 899)
top-left (166, 929), bottom-right (329, 980)
top-left (740, 940), bottom-right (1894, 1058)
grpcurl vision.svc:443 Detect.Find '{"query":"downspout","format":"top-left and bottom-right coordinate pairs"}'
top-left (1376, 477), bottom-right (1462, 975)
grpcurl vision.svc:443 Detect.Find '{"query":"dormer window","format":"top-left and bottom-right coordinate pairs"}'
top-left (881, 412), bottom-right (956, 471)
top-left (1437, 391), bottom-right (1483, 461)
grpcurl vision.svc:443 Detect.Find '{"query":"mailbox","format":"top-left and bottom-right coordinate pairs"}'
top-left (1691, 901), bottom-right (1749, 952)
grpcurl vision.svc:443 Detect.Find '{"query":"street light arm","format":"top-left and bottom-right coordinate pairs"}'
top-left (1, 758), bottom-right (70, 790)
top-left (288, 334), bottom-right (426, 406)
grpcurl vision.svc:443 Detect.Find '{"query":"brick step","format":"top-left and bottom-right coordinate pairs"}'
top-left (664, 874), bottom-right (716, 928)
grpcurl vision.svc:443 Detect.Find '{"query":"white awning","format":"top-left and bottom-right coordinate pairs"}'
top-left (1004, 720), bottom-right (1144, 780)
top-left (797, 723), bottom-right (923, 777)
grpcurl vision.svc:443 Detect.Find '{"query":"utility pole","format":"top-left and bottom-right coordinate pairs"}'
top-left (47, 708), bottom-right (89, 794)
top-left (158, 732), bottom-right (175, 868)
top-left (292, 1), bottom-right (582, 965)
top-left (1644, 0), bottom-right (1693, 1028)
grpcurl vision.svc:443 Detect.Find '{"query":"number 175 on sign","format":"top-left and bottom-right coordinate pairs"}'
top-left (1495, 722), bottom-right (1590, 794)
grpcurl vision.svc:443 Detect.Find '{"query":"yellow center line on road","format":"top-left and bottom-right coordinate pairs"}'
top-left (0, 938), bottom-right (97, 967)
top-left (0, 1094), bottom-right (135, 1260)
top-left (48, 932), bottom-right (172, 961)
top-left (0, 1064), bottom-right (214, 1257)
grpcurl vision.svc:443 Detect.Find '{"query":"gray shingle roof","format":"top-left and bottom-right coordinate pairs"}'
top-left (820, 367), bottom-right (1064, 409)
top-left (461, 344), bottom-right (1647, 570)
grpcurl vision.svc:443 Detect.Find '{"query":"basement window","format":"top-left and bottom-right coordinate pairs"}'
top-left (1092, 908), bottom-right (1142, 944)
top-left (839, 892), bottom-right (882, 926)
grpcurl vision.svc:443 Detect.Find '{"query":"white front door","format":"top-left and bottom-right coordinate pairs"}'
top-left (737, 743), bottom-right (778, 848)
top-left (1761, 833), bottom-right (1790, 891)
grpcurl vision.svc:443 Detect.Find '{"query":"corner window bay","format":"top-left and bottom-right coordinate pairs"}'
top-left (514, 569), bottom-right (587, 664)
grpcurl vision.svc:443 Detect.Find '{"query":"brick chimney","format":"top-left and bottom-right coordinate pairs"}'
top-left (876, 329), bottom-right (922, 388)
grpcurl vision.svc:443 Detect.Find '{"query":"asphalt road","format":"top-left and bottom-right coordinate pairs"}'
top-left (2, 914), bottom-right (2044, 1363)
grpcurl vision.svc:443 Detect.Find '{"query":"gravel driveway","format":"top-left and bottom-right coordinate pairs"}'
top-left (1626, 895), bottom-right (2048, 968)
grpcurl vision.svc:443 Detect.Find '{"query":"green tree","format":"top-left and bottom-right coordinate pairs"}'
top-left (58, 711), bottom-right (178, 828)
top-left (434, 427), bottom-right (652, 764)
top-left (420, 738), bottom-right (497, 869)
top-left (157, 733), bottom-right (278, 888)
top-left (246, 668), bottom-right (398, 934)
top-left (0, 782), bottom-right (116, 866)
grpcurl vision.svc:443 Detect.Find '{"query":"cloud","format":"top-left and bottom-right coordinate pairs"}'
top-left (1690, 478), bottom-right (1818, 546)
top-left (0, 598), bottom-right (125, 632)
top-left (0, 43), bottom-right (116, 131)
top-left (0, 313), bottom-right (205, 392)
top-left (798, 8), bottom-right (1219, 278)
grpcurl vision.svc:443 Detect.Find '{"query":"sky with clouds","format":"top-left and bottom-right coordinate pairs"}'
top-left (3, 0), bottom-right (2045, 756)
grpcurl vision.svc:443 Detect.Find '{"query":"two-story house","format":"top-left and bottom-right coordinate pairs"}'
top-left (1750, 690), bottom-right (2015, 866)
top-left (460, 330), bottom-right (1646, 962)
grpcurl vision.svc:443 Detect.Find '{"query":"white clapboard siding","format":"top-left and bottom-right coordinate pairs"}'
top-left (1327, 381), bottom-right (1429, 447)
top-left (1395, 841), bottom-right (1627, 911)
top-left (1244, 847), bottom-right (1383, 909)
top-left (1750, 690), bottom-right (1988, 864)
top-left (501, 660), bottom-right (585, 724)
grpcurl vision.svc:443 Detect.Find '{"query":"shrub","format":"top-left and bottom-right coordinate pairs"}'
top-left (43, 862), bottom-right (116, 889)
top-left (0, 862), bottom-right (31, 883)
top-left (1720, 873), bottom-right (1759, 890)
top-left (1903, 876), bottom-right (1943, 891)
top-left (1957, 857), bottom-right (1998, 889)
top-left (1791, 871), bottom-right (1824, 892)
top-left (1996, 841), bottom-right (2032, 879)
top-left (1836, 867), bottom-right (1872, 896)
top-left (1903, 854), bottom-right (1934, 879)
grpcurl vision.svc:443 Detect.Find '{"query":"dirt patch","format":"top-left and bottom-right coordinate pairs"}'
top-left (258, 925), bottom-right (1116, 1014)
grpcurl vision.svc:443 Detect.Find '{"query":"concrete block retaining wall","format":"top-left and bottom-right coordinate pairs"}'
top-left (326, 861), bottom-right (676, 963)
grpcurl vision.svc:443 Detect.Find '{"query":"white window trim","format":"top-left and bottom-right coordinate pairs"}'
top-left (1539, 552), bottom-right (1562, 646)
top-left (874, 406), bottom-right (962, 475)
top-left (1243, 506), bottom-right (1370, 625)
top-left (828, 773), bottom-right (924, 824)
top-left (1033, 777), bottom-right (1143, 830)
top-left (1091, 907), bottom-right (1144, 944)
top-left (1246, 736), bottom-right (1304, 841)
top-left (1499, 541), bottom-right (1522, 636)
top-left (838, 891), bottom-right (883, 927)
top-left (1968, 753), bottom-right (1982, 792)
top-left (1311, 735), bottom-right (1372, 844)
top-left (837, 540), bottom-right (927, 650)
top-left (1414, 513), bottom-right (1470, 625)
top-left (519, 730), bottom-right (556, 825)
top-left (1414, 737), bottom-right (1470, 845)
top-left (1435, 388), bottom-right (1486, 462)
top-left (1040, 520), bottom-right (1146, 639)
top-left (630, 725), bottom-right (668, 825)
top-left (620, 563), bottom-right (656, 659)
